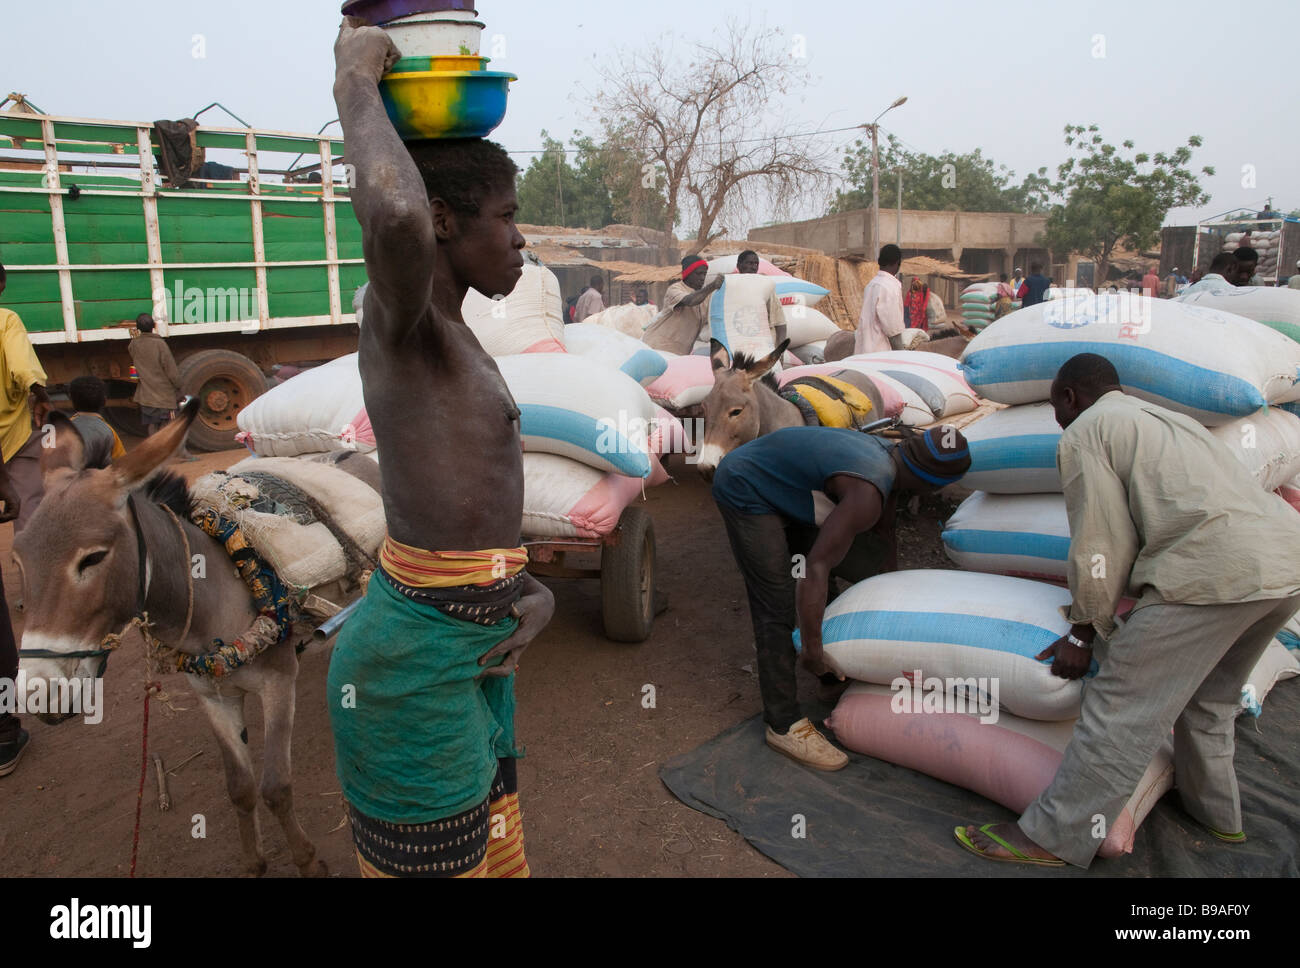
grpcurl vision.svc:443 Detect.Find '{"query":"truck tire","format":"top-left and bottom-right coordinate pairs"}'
top-left (600, 506), bottom-right (656, 643)
top-left (177, 349), bottom-right (269, 453)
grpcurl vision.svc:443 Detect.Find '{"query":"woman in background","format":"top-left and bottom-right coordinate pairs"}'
top-left (994, 274), bottom-right (1015, 319)
top-left (903, 277), bottom-right (931, 332)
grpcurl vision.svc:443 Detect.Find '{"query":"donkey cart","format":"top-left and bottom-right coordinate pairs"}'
top-left (522, 505), bottom-right (657, 644)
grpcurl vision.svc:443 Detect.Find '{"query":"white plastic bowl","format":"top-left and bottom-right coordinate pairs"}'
top-left (383, 14), bottom-right (485, 57)
top-left (386, 8), bottom-right (479, 22)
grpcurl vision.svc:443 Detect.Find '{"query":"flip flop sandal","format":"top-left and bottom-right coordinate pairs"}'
top-left (1205, 826), bottom-right (1246, 843)
top-left (954, 823), bottom-right (1066, 867)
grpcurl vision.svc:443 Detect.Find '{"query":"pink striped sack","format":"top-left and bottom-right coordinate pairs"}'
top-left (521, 453), bottom-right (667, 539)
top-left (827, 682), bottom-right (1171, 859)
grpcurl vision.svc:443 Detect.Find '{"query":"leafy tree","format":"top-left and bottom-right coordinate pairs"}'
top-left (514, 129), bottom-right (670, 229)
top-left (1044, 124), bottom-right (1213, 283)
top-left (572, 125), bottom-right (670, 229)
top-left (828, 134), bottom-right (1051, 215)
top-left (515, 130), bottom-right (613, 228)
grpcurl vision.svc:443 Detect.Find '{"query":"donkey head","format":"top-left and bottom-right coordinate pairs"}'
top-left (15, 402), bottom-right (198, 715)
top-left (696, 339), bottom-right (790, 482)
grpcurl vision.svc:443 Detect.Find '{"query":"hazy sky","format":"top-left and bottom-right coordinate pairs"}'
top-left (4, 0), bottom-right (1296, 230)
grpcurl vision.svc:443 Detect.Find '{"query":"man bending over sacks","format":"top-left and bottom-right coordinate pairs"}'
top-left (709, 411), bottom-right (971, 770)
top-left (956, 354), bottom-right (1300, 868)
top-left (328, 19), bottom-right (554, 878)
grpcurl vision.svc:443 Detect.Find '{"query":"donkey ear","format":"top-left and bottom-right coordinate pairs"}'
top-left (743, 340), bottom-right (790, 382)
top-left (40, 411), bottom-right (87, 485)
top-left (112, 398), bottom-right (199, 492)
top-left (710, 338), bottom-right (732, 373)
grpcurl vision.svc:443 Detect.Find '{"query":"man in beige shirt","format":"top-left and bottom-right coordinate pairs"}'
top-left (129, 313), bottom-right (194, 460)
top-left (129, 313), bottom-right (183, 433)
top-left (642, 257), bottom-right (722, 354)
top-left (957, 353), bottom-right (1300, 869)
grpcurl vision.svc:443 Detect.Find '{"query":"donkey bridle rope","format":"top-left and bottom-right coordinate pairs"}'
top-left (19, 494), bottom-right (197, 679)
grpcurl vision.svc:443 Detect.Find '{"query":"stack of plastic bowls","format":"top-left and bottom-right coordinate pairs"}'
top-left (341, 0), bottom-right (516, 140)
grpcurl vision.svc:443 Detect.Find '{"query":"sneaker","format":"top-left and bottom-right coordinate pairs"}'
top-left (765, 718), bottom-right (848, 771)
top-left (0, 729), bottom-right (30, 778)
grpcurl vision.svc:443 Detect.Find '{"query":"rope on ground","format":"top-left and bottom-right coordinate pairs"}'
top-left (130, 681), bottom-right (163, 878)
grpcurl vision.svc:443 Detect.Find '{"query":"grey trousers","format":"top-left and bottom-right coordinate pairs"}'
top-left (1019, 594), bottom-right (1300, 869)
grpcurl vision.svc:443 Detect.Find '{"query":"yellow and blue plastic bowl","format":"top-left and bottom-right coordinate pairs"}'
top-left (379, 68), bottom-right (516, 140)
top-left (390, 54), bottom-right (489, 72)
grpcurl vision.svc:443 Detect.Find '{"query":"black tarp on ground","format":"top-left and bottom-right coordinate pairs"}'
top-left (660, 683), bottom-right (1300, 877)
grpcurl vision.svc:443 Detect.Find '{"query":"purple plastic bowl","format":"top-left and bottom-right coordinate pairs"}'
top-left (342, 0), bottom-right (476, 25)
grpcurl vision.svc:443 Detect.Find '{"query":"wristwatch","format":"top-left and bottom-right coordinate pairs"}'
top-left (1066, 634), bottom-right (1090, 650)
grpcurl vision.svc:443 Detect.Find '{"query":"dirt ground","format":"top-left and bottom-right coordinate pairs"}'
top-left (1, 446), bottom-right (955, 878)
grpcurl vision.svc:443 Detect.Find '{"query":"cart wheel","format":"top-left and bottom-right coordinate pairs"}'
top-left (600, 506), bottom-right (655, 643)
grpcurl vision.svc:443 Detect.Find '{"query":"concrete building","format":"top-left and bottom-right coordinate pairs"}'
top-left (748, 208), bottom-right (1052, 279)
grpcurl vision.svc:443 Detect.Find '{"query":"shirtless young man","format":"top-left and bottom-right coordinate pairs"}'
top-left (327, 18), bottom-right (554, 879)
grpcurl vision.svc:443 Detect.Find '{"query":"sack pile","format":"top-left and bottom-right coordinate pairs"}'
top-left (1176, 285), bottom-right (1300, 345)
top-left (563, 322), bottom-right (667, 387)
top-left (584, 304), bottom-right (658, 339)
top-left (1222, 229), bottom-right (1282, 280)
top-left (237, 310), bottom-right (681, 539)
top-left (958, 283), bottom-right (1018, 332)
top-left (190, 454), bottom-right (385, 617)
top-left (780, 351), bottom-right (980, 428)
top-left (952, 296), bottom-right (1300, 578)
top-left (959, 292), bottom-right (1300, 425)
top-left (462, 264), bottom-right (567, 355)
top-left (827, 682), bottom-right (1172, 859)
top-left (816, 567), bottom-right (1297, 856)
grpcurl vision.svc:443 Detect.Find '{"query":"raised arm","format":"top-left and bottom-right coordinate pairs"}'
top-left (796, 477), bottom-right (881, 675)
top-left (333, 18), bottom-right (434, 341)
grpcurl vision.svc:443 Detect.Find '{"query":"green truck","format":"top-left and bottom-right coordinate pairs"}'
top-left (0, 107), bottom-right (367, 450)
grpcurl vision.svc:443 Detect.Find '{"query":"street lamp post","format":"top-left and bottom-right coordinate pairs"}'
top-left (866, 96), bottom-right (907, 261)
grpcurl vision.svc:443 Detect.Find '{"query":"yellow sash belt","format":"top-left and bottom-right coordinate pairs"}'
top-left (380, 537), bottom-right (528, 589)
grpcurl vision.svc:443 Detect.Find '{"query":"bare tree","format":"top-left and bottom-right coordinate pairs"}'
top-left (591, 20), bottom-right (834, 249)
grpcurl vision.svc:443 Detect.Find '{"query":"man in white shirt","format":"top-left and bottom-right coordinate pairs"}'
top-left (854, 244), bottom-right (905, 354)
top-left (574, 275), bottom-right (606, 322)
top-left (1289, 261), bottom-right (1300, 290)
